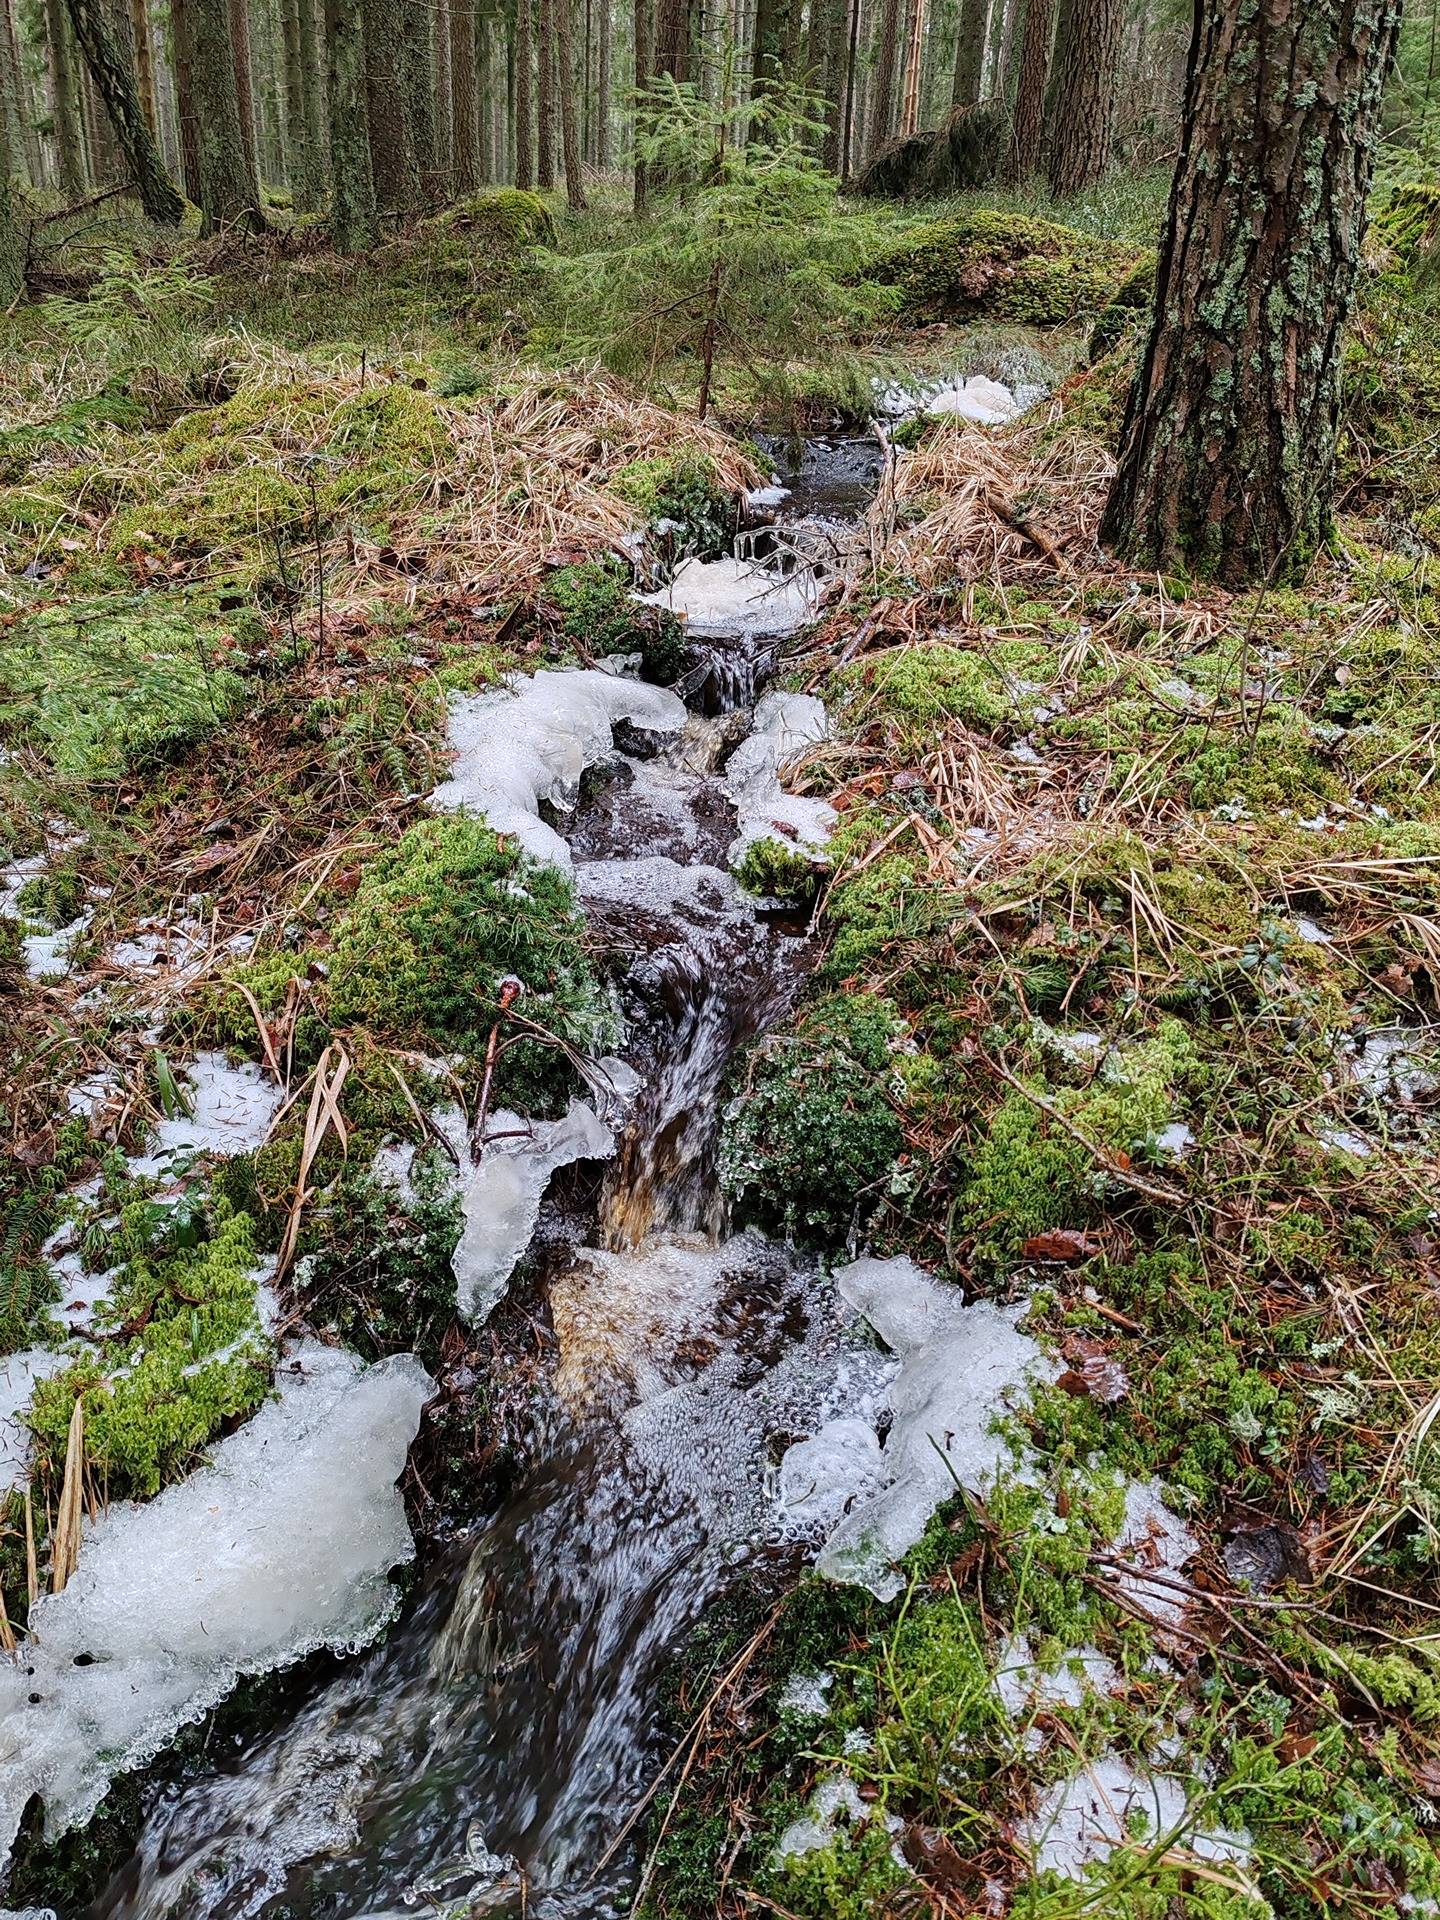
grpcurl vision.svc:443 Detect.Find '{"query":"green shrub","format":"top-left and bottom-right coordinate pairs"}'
top-left (326, 815), bottom-right (615, 1107)
top-left (722, 992), bottom-right (906, 1243)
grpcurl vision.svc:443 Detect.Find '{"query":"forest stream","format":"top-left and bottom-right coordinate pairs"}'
top-left (88, 435), bottom-right (891, 1920)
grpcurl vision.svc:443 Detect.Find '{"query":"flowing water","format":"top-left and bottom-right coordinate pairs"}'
top-left (91, 439), bottom-right (887, 1920)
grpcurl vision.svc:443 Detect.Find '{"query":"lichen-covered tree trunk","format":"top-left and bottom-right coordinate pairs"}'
top-left (279, 0), bottom-right (309, 197)
top-left (1044, 0), bottom-right (1118, 193)
top-left (63, 0), bottom-right (184, 219)
top-left (1101, 0), bottom-right (1403, 584)
top-left (433, 0), bottom-right (453, 183)
top-left (190, 0), bottom-right (260, 227)
top-left (630, 0), bottom-right (646, 208)
top-left (399, 0), bottom-right (436, 195)
top-left (324, 0), bottom-right (376, 246)
top-left (45, 0), bottom-right (87, 198)
top-left (949, 0), bottom-right (988, 105)
top-left (364, 0), bottom-right (419, 210)
top-left (1001, 0), bottom-right (1050, 180)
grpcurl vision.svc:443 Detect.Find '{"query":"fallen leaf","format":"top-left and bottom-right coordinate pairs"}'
top-left (1021, 1228), bottom-right (1100, 1263)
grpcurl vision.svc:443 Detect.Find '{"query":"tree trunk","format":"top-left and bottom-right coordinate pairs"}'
top-left (653, 0), bottom-right (688, 78)
top-left (898, 0), bottom-right (925, 133)
top-left (46, 0), bottom-right (87, 198)
top-left (595, 0), bottom-right (610, 166)
top-left (280, 0), bottom-right (309, 198)
top-left (631, 0), bottom-right (647, 207)
top-left (2, 0), bottom-right (39, 183)
top-left (228, 0), bottom-right (259, 186)
top-left (515, 0), bottom-right (534, 184)
top-left (0, 96), bottom-right (23, 303)
top-left (400, 0), bottom-right (436, 193)
top-left (949, 0), bottom-right (986, 103)
top-left (865, 0), bottom-right (900, 155)
top-left (749, 0), bottom-right (787, 112)
top-left (365, 0), bottom-right (420, 210)
top-left (1001, 0), bottom-right (1049, 179)
top-left (451, 0), bottom-right (478, 190)
top-left (126, 0), bottom-right (157, 135)
top-left (536, 0), bottom-right (554, 186)
top-left (325, 0), bottom-right (377, 245)
top-left (555, 0), bottom-right (583, 203)
top-left (1044, 0), bottom-right (1119, 194)
top-left (64, 0), bottom-right (184, 219)
top-left (839, 0), bottom-right (860, 174)
top-left (819, 0), bottom-right (848, 169)
top-left (477, 2), bottom-right (494, 179)
top-left (1101, 0), bottom-right (1402, 585)
top-left (170, 0), bottom-right (202, 200)
top-left (189, 0), bottom-right (259, 227)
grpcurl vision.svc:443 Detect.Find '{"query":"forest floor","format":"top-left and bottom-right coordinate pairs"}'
top-left (3, 171), bottom-right (1440, 1917)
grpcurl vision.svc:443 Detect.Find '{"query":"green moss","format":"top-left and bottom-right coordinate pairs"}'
top-left (326, 814), bottom-right (615, 1106)
top-left (301, 1157), bottom-right (462, 1367)
top-left (868, 210), bottom-right (1137, 327)
top-left (611, 453), bottom-right (735, 561)
top-left (28, 1204), bottom-right (273, 1499)
top-left (1088, 249), bottom-right (1156, 361)
top-left (0, 380), bottom-right (145, 481)
top-left (735, 834), bottom-right (822, 904)
top-left (721, 992), bottom-right (907, 1244)
top-left (545, 557), bottom-right (686, 682)
top-left (425, 186), bottom-right (556, 249)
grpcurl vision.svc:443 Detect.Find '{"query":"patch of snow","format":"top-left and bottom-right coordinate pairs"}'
top-left (454, 1101), bottom-right (616, 1321)
top-left (1110, 1479), bottom-right (1197, 1626)
top-left (806, 1256), bottom-right (1049, 1600)
top-left (0, 1341), bottom-right (432, 1863)
top-left (1151, 1122), bottom-right (1194, 1160)
top-left (774, 1774), bottom-right (871, 1863)
top-left (778, 1669), bottom-right (834, 1717)
top-left (432, 668), bottom-right (687, 870)
top-left (1349, 1030), bottom-right (1439, 1105)
top-left (130, 1053), bottom-right (283, 1176)
top-left (638, 555), bottom-right (820, 640)
top-left (0, 1348), bottom-right (67, 1492)
top-left (874, 372), bottom-right (1024, 426)
top-left (1317, 1124), bottom-right (1374, 1159)
top-left (1292, 915), bottom-right (1332, 946)
top-left (1021, 1752), bottom-right (1251, 1880)
top-left (0, 856), bottom-right (91, 981)
top-left (724, 690), bottom-right (836, 861)
top-left (994, 1635), bottom-right (1118, 1718)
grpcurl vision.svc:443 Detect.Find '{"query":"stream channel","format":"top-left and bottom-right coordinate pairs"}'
top-left (92, 433), bottom-right (890, 1920)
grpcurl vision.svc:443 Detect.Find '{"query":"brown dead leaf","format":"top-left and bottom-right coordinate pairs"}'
top-left (1021, 1228), bottom-right (1100, 1264)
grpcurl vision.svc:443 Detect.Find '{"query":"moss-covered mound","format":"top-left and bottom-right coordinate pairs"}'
top-left (1087, 247), bottom-right (1156, 360)
top-left (721, 992), bottom-right (908, 1244)
top-left (868, 210), bottom-right (1139, 327)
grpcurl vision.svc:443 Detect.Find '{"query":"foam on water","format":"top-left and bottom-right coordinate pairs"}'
top-left (0, 1342), bottom-right (431, 1859)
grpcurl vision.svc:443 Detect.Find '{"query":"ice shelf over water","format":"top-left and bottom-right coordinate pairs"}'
top-left (638, 555), bottom-right (820, 639)
top-left (873, 372), bottom-right (1040, 426)
top-left (794, 1255), bottom-right (1049, 1600)
top-left (1021, 1752), bottom-right (1252, 1881)
top-left (431, 668), bottom-right (687, 870)
top-left (454, 1100), bottom-right (617, 1321)
top-left (724, 690), bottom-right (836, 860)
top-left (0, 1341), bottom-right (431, 1864)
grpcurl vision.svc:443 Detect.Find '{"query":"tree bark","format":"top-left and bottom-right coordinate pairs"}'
top-left (1100, 0), bottom-right (1403, 585)
top-left (279, 0), bottom-right (308, 198)
top-left (365, 0), bottom-right (420, 210)
top-left (865, 0), bottom-right (900, 156)
top-left (1001, 0), bottom-right (1049, 179)
top-left (749, 0), bottom-right (787, 112)
top-left (45, 0), bottom-right (87, 198)
top-left (595, 0), bottom-right (610, 166)
top-left (555, 0), bottom-right (583, 204)
top-left (64, 0), bottom-right (184, 219)
top-left (0, 92), bottom-right (23, 303)
top-left (631, 0), bottom-right (647, 207)
top-left (189, 0), bottom-right (259, 227)
top-left (536, 0), bottom-right (554, 186)
top-left (325, 0), bottom-right (377, 246)
top-left (653, 0), bottom-right (688, 78)
top-left (400, 0), bottom-right (436, 193)
top-left (170, 0), bottom-right (202, 200)
top-left (433, 0), bottom-right (453, 184)
top-left (451, 0), bottom-right (478, 190)
top-left (515, 0), bottom-right (534, 184)
top-left (126, 0), bottom-right (157, 135)
top-left (228, 0), bottom-right (259, 186)
top-left (898, 0), bottom-right (925, 134)
top-left (949, 0), bottom-right (986, 103)
top-left (1044, 0), bottom-right (1119, 194)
